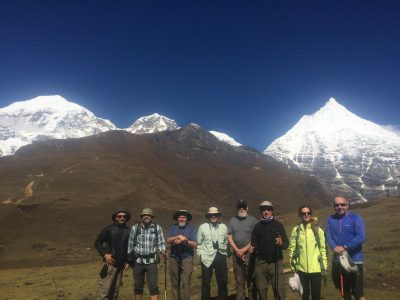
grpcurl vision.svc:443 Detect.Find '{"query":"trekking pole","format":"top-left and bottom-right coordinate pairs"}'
top-left (177, 256), bottom-right (182, 300)
top-left (164, 253), bottom-right (168, 300)
top-left (274, 232), bottom-right (281, 300)
top-left (340, 271), bottom-right (344, 300)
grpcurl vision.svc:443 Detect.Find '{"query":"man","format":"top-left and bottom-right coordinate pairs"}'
top-left (197, 207), bottom-right (229, 300)
top-left (325, 196), bottom-right (366, 300)
top-left (228, 199), bottom-right (258, 300)
top-left (251, 201), bottom-right (289, 300)
top-left (167, 209), bottom-right (197, 300)
top-left (95, 207), bottom-right (131, 300)
top-left (128, 208), bottom-right (166, 300)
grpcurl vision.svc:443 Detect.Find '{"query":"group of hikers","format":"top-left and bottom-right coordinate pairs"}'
top-left (94, 196), bottom-right (366, 300)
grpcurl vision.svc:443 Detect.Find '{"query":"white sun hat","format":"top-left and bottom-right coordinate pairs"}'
top-left (288, 272), bottom-right (303, 295)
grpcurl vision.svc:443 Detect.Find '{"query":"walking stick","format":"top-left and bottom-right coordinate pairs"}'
top-left (177, 256), bottom-right (183, 300)
top-left (274, 232), bottom-right (281, 300)
top-left (340, 271), bottom-right (344, 300)
top-left (164, 254), bottom-right (168, 300)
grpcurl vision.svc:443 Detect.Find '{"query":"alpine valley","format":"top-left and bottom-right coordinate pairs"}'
top-left (265, 98), bottom-right (400, 202)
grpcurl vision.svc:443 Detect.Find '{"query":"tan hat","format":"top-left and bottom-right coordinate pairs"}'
top-left (140, 208), bottom-right (155, 218)
top-left (205, 206), bottom-right (222, 218)
top-left (259, 200), bottom-right (273, 208)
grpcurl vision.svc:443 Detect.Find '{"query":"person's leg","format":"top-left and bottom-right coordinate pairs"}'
top-left (112, 268), bottom-right (124, 300)
top-left (309, 272), bottom-right (322, 300)
top-left (169, 257), bottom-right (179, 300)
top-left (254, 259), bottom-right (268, 300)
top-left (270, 261), bottom-right (285, 300)
top-left (247, 254), bottom-right (258, 300)
top-left (214, 252), bottom-right (228, 300)
top-left (232, 256), bottom-right (246, 300)
top-left (201, 260), bottom-right (214, 300)
top-left (146, 263), bottom-right (160, 297)
top-left (298, 271), bottom-right (311, 300)
top-left (352, 264), bottom-right (365, 300)
top-left (181, 257), bottom-right (194, 300)
top-left (133, 263), bottom-right (146, 298)
top-left (96, 263), bottom-right (120, 300)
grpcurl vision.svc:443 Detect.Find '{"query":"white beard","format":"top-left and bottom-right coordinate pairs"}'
top-left (178, 221), bottom-right (186, 227)
top-left (237, 211), bottom-right (248, 218)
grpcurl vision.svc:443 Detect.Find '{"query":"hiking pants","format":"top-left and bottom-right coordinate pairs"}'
top-left (298, 271), bottom-right (322, 300)
top-left (133, 262), bottom-right (159, 295)
top-left (232, 255), bottom-right (258, 300)
top-left (169, 256), bottom-right (193, 300)
top-left (332, 260), bottom-right (364, 299)
top-left (201, 252), bottom-right (228, 300)
top-left (254, 258), bottom-right (285, 300)
top-left (96, 263), bottom-right (124, 300)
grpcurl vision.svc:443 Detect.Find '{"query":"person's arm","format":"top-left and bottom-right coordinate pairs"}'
top-left (277, 222), bottom-right (289, 250)
top-left (127, 225), bottom-right (137, 254)
top-left (94, 226), bottom-right (109, 257)
top-left (288, 226), bottom-right (297, 267)
top-left (186, 225), bottom-right (197, 248)
top-left (157, 225), bottom-right (167, 253)
top-left (196, 224), bottom-right (205, 257)
top-left (319, 227), bottom-right (328, 270)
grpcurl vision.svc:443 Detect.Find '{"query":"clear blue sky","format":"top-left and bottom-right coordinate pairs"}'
top-left (0, 0), bottom-right (399, 151)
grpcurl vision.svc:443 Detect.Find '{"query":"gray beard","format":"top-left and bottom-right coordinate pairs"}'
top-left (237, 211), bottom-right (248, 218)
top-left (178, 221), bottom-right (186, 227)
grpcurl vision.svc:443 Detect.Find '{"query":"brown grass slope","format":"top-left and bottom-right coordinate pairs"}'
top-left (0, 197), bottom-right (399, 299)
top-left (0, 125), bottom-right (329, 268)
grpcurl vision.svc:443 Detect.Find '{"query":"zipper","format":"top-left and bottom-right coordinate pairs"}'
top-left (305, 223), bottom-right (309, 273)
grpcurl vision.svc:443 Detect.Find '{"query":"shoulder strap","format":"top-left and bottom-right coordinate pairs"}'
top-left (310, 222), bottom-right (326, 272)
top-left (131, 223), bottom-right (141, 250)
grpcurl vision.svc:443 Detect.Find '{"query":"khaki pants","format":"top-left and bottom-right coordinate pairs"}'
top-left (96, 263), bottom-right (124, 300)
top-left (254, 259), bottom-right (285, 300)
top-left (232, 255), bottom-right (258, 300)
top-left (169, 256), bottom-right (193, 300)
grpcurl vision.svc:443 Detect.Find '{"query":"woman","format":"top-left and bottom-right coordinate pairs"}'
top-left (288, 205), bottom-right (328, 300)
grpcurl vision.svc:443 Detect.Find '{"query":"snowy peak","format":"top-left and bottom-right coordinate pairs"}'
top-left (0, 95), bottom-right (116, 156)
top-left (210, 131), bottom-right (242, 147)
top-left (265, 98), bottom-right (400, 202)
top-left (1, 95), bottom-right (85, 114)
top-left (125, 113), bottom-right (180, 134)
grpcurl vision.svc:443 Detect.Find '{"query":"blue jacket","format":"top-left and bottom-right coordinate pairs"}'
top-left (325, 212), bottom-right (365, 263)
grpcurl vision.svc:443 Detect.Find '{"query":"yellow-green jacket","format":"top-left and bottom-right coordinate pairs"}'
top-left (288, 221), bottom-right (328, 273)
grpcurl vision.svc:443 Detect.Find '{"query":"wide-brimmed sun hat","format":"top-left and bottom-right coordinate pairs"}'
top-left (140, 208), bottom-right (155, 218)
top-left (173, 209), bottom-right (192, 221)
top-left (205, 207), bottom-right (222, 218)
top-left (289, 272), bottom-right (303, 295)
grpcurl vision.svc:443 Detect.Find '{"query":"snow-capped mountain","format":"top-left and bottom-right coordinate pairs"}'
top-left (264, 98), bottom-right (400, 202)
top-left (0, 96), bottom-right (243, 156)
top-left (0, 95), bottom-right (116, 156)
top-left (210, 131), bottom-right (242, 147)
top-left (125, 113), bottom-right (180, 134)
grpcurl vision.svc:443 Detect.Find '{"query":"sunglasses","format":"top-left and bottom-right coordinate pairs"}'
top-left (116, 214), bottom-right (128, 219)
top-left (209, 214), bottom-right (219, 218)
top-left (261, 206), bottom-right (273, 212)
top-left (300, 212), bottom-right (312, 216)
top-left (334, 203), bottom-right (348, 207)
